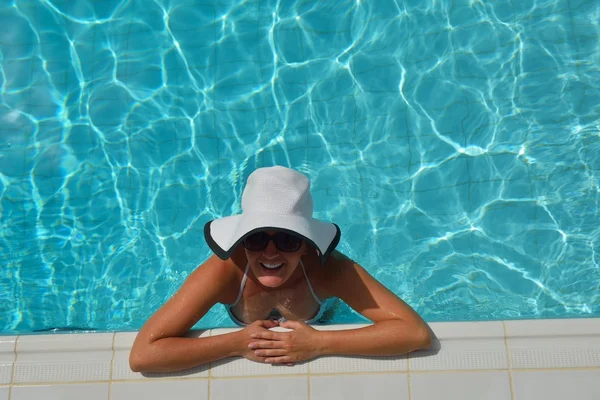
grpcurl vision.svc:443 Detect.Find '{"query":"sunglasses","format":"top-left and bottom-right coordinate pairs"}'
top-left (242, 231), bottom-right (303, 252)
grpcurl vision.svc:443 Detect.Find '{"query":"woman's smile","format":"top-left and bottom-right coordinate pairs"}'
top-left (260, 262), bottom-right (284, 270)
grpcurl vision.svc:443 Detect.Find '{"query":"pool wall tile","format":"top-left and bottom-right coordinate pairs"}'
top-left (410, 321), bottom-right (508, 371)
top-left (505, 318), bottom-right (600, 368)
top-left (0, 386), bottom-right (8, 400)
top-left (211, 376), bottom-right (308, 400)
top-left (310, 374), bottom-right (409, 400)
top-left (512, 370), bottom-right (600, 400)
top-left (309, 325), bottom-right (408, 374)
top-left (113, 330), bottom-right (210, 380)
top-left (0, 336), bottom-right (16, 385)
top-left (111, 379), bottom-right (209, 400)
top-left (10, 383), bottom-right (110, 400)
top-left (210, 327), bottom-right (309, 377)
top-left (410, 371), bottom-right (512, 400)
top-left (13, 333), bottom-right (114, 383)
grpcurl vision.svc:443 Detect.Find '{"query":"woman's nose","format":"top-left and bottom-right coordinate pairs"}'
top-left (262, 239), bottom-right (279, 257)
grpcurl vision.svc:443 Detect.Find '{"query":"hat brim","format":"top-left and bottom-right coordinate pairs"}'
top-left (204, 212), bottom-right (341, 264)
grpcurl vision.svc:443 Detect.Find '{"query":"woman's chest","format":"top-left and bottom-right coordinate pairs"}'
top-left (231, 283), bottom-right (321, 323)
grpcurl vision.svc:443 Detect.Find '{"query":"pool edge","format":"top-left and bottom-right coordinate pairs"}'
top-left (2, 318), bottom-right (600, 399)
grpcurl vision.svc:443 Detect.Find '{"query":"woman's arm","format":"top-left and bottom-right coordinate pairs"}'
top-left (248, 251), bottom-right (431, 363)
top-left (316, 251), bottom-right (431, 356)
top-left (129, 255), bottom-right (277, 372)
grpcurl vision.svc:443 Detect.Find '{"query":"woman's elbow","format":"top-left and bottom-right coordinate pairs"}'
top-left (400, 320), bottom-right (432, 351)
top-left (417, 325), bottom-right (432, 350)
top-left (129, 343), bottom-right (158, 373)
top-left (129, 350), bottom-right (148, 373)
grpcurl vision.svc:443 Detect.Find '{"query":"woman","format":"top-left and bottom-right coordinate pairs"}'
top-left (130, 166), bottom-right (431, 372)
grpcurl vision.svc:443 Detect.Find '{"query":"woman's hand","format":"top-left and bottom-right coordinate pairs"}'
top-left (247, 320), bottom-right (323, 364)
top-left (237, 320), bottom-right (280, 363)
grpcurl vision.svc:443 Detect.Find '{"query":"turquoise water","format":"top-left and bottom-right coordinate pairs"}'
top-left (0, 0), bottom-right (599, 334)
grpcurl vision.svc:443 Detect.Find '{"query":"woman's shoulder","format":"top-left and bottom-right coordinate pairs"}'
top-left (187, 252), bottom-right (247, 304)
top-left (305, 250), bottom-right (357, 298)
top-left (324, 250), bottom-right (355, 270)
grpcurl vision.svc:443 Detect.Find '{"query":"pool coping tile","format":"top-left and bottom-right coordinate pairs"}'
top-left (410, 321), bottom-right (508, 371)
top-left (505, 318), bottom-right (600, 369)
top-left (13, 333), bottom-right (114, 383)
top-left (0, 336), bottom-right (16, 385)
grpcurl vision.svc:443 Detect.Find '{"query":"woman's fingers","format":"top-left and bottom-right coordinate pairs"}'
top-left (254, 348), bottom-right (287, 357)
top-left (253, 320), bottom-right (279, 329)
top-left (265, 356), bottom-right (293, 364)
top-left (278, 320), bottom-right (303, 330)
top-left (250, 331), bottom-right (284, 340)
top-left (248, 340), bottom-right (282, 349)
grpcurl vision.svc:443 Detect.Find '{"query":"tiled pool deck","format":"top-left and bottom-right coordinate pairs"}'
top-left (0, 318), bottom-right (599, 399)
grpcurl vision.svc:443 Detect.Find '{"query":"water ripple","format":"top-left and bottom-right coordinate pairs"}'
top-left (0, 0), bottom-right (599, 333)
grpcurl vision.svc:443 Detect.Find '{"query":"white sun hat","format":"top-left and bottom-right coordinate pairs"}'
top-left (204, 166), bottom-right (341, 263)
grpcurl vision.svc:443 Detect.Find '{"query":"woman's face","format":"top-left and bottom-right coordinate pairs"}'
top-left (243, 230), bottom-right (307, 288)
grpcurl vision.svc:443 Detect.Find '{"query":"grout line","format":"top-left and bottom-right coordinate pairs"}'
top-left (503, 321), bottom-right (515, 400)
top-left (10, 380), bottom-right (113, 386)
top-left (508, 366), bottom-right (600, 372)
top-left (108, 332), bottom-right (116, 400)
top-left (391, 369), bottom-right (506, 375)
top-left (209, 373), bottom-right (310, 380)
top-left (300, 371), bottom-right (407, 378)
top-left (410, 366), bottom-right (600, 373)
top-left (9, 335), bottom-right (18, 400)
top-left (407, 353), bottom-right (412, 400)
top-left (86, 376), bottom-right (210, 384)
top-left (16, 365), bottom-right (592, 387)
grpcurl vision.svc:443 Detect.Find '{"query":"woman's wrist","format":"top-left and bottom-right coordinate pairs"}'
top-left (314, 329), bottom-right (332, 356)
top-left (214, 329), bottom-right (245, 358)
top-left (231, 329), bottom-right (249, 357)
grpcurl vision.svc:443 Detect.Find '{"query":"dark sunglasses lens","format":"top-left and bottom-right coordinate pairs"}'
top-left (274, 233), bottom-right (302, 252)
top-left (243, 232), bottom-right (269, 250)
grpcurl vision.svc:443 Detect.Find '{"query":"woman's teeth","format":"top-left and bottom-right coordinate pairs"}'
top-left (261, 263), bottom-right (283, 269)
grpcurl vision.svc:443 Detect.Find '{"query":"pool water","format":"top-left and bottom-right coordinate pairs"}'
top-left (0, 0), bottom-right (599, 334)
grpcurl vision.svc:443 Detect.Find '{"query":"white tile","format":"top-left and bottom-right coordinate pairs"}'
top-left (0, 336), bottom-right (16, 384)
top-left (113, 330), bottom-right (209, 380)
top-left (0, 366), bottom-right (12, 386)
top-left (310, 325), bottom-right (408, 373)
top-left (0, 386), bottom-right (9, 400)
top-left (14, 333), bottom-right (114, 383)
top-left (410, 321), bottom-right (508, 371)
top-left (411, 371), bottom-right (511, 400)
top-left (506, 319), bottom-right (600, 368)
top-left (210, 328), bottom-right (308, 377)
top-left (310, 354), bottom-right (407, 374)
top-left (310, 374), bottom-right (409, 400)
top-left (513, 370), bottom-right (600, 400)
top-left (211, 376), bottom-right (308, 400)
top-left (111, 379), bottom-right (208, 400)
top-left (505, 318), bottom-right (600, 336)
top-left (11, 383), bottom-right (109, 400)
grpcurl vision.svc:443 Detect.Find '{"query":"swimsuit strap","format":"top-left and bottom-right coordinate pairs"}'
top-left (299, 259), bottom-right (323, 305)
top-left (230, 262), bottom-right (251, 307)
